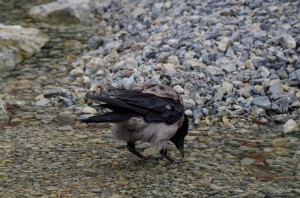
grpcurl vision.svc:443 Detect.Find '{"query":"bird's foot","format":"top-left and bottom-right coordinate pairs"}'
top-left (127, 141), bottom-right (146, 159)
top-left (160, 148), bottom-right (182, 164)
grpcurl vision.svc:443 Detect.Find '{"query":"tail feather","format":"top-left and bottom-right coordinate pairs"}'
top-left (80, 112), bottom-right (133, 123)
top-left (85, 93), bottom-right (130, 109)
top-left (85, 93), bottom-right (148, 114)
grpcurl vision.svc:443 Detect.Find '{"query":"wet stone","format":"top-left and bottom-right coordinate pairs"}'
top-left (57, 125), bottom-right (73, 131)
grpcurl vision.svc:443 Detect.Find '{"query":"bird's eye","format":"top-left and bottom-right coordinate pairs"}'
top-left (165, 104), bottom-right (171, 110)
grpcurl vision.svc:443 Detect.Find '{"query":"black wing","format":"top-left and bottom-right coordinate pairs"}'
top-left (80, 112), bottom-right (134, 123)
top-left (82, 90), bottom-right (184, 124)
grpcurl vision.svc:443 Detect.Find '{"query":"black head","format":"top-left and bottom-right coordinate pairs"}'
top-left (170, 114), bottom-right (189, 149)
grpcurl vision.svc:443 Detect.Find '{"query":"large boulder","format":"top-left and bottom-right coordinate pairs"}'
top-left (0, 24), bottom-right (49, 76)
top-left (28, 0), bottom-right (96, 24)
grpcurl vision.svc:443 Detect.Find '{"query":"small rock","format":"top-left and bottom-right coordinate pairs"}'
top-left (183, 98), bottom-right (196, 109)
top-left (143, 147), bottom-right (157, 156)
top-left (185, 135), bottom-right (197, 141)
top-left (0, 24), bottom-right (49, 75)
top-left (277, 67), bottom-right (288, 79)
top-left (75, 134), bottom-right (89, 139)
top-left (122, 74), bottom-right (135, 90)
top-left (251, 96), bottom-right (271, 109)
top-left (58, 125), bottom-right (73, 131)
top-left (184, 109), bottom-right (193, 116)
top-left (296, 92), bottom-right (300, 100)
top-left (240, 158), bottom-right (255, 166)
top-left (271, 138), bottom-right (287, 147)
top-left (167, 39), bottom-right (179, 48)
top-left (167, 55), bottom-right (180, 64)
top-left (216, 57), bottom-right (236, 73)
top-left (35, 98), bottom-right (51, 106)
top-left (91, 188), bottom-right (102, 193)
top-left (81, 106), bottom-right (97, 114)
top-left (173, 85), bottom-right (184, 94)
top-left (28, 0), bottom-right (95, 24)
top-left (284, 119), bottom-right (299, 134)
top-left (278, 34), bottom-right (296, 49)
top-left (162, 63), bottom-right (176, 73)
top-left (222, 81), bottom-right (233, 93)
top-left (269, 79), bottom-right (283, 99)
top-left (260, 66), bottom-right (270, 78)
top-left (218, 37), bottom-right (231, 52)
top-left (70, 67), bottom-right (84, 76)
top-left (245, 59), bottom-right (255, 70)
top-left (206, 66), bottom-right (223, 76)
top-left (87, 35), bottom-right (104, 49)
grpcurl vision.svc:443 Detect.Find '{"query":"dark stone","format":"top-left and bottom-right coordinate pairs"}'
top-left (266, 62), bottom-right (287, 70)
top-left (260, 22), bottom-right (272, 31)
top-left (87, 35), bottom-right (104, 49)
top-left (250, 89), bottom-right (265, 96)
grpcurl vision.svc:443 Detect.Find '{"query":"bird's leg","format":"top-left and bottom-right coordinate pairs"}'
top-left (160, 148), bottom-right (180, 163)
top-left (127, 141), bottom-right (146, 159)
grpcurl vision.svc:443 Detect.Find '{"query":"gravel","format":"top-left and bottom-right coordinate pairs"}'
top-left (65, 0), bottom-right (300, 127)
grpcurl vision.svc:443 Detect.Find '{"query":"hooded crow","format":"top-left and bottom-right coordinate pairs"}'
top-left (80, 83), bottom-right (189, 163)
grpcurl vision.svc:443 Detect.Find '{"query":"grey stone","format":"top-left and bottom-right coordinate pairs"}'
top-left (0, 24), bottom-right (49, 76)
top-left (284, 119), bottom-right (299, 134)
top-left (216, 57), bottom-right (236, 73)
top-left (28, 0), bottom-right (95, 24)
top-left (173, 85), bottom-right (184, 94)
top-left (222, 82), bottom-right (233, 93)
top-left (278, 34), bottom-right (296, 49)
top-left (250, 106), bottom-right (266, 117)
top-left (206, 66), bottom-right (223, 76)
top-left (183, 98), bottom-right (196, 109)
top-left (122, 74), bottom-right (135, 90)
top-left (167, 55), bottom-right (180, 65)
top-left (260, 66), bottom-right (270, 78)
top-left (277, 67), bottom-right (288, 79)
top-left (213, 88), bottom-right (224, 101)
top-left (251, 96), bottom-right (271, 109)
top-left (58, 125), bottom-right (73, 131)
top-left (88, 35), bottom-right (104, 49)
top-left (35, 98), bottom-right (51, 106)
top-left (251, 56), bottom-right (265, 67)
top-left (218, 37), bottom-right (231, 52)
top-left (167, 39), bottom-right (179, 48)
top-left (269, 79), bottom-right (283, 99)
top-left (240, 158), bottom-right (255, 166)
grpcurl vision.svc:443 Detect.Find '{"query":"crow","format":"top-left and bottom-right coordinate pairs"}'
top-left (80, 83), bottom-right (189, 163)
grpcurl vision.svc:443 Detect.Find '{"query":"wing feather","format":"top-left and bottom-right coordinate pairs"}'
top-left (83, 86), bottom-right (184, 124)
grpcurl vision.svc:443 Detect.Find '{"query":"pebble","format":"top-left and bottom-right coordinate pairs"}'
top-left (218, 37), bottom-right (231, 52)
top-left (251, 96), bottom-right (271, 109)
top-left (278, 34), bottom-right (296, 49)
top-left (81, 106), bottom-right (97, 114)
top-left (284, 119), bottom-right (299, 134)
top-left (260, 67), bottom-right (270, 78)
top-left (58, 125), bottom-right (73, 131)
top-left (271, 138), bottom-right (288, 147)
top-left (173, 85), bottom-right (185, 94)
top-left (240, 158), bottom-right (255, 166)
top-left (35, 98), bottom-right (51, 106)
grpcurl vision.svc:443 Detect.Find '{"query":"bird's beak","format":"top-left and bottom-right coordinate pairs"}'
top-left (179, 148), bottom-right (184, 158)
